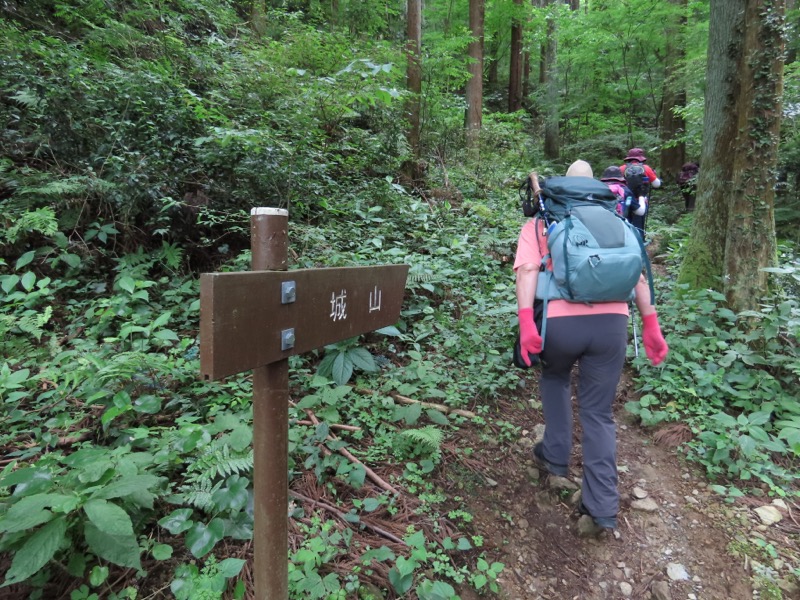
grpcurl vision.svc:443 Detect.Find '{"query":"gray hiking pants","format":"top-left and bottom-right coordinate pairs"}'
top-left (539, 314), bottom-right (628, 520)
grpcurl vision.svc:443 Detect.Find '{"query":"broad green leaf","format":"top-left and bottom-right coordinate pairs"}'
top-left (425, 409), bottom-right (449, 425)
top-left (0, 508), bottom-right (54, 533)
top-left (403, 402), bottom-right (422, 425)
top-left (101, 406), bottom-right (125, 427)
top-left (118, 276), bottom-right (136, 294)
top-left (738, 434), bottom-right (757, 458)
top-left (456, 537), bottom-right (472, 550)
top-left (84, 522), bottom-right (141, 570)
top-left (152, 329), bottom-right (179, 341)
top-left (405, 530), bottom-right (426, 550)
top-left (417, 579), bottom-right (456, 599)
top-left (331, 352), bottom-right (353, 386)
top-left (92, 474), bottom-right (163, 500)
top-left (1, 467), bottom-right (51, 495)
top-left (388, 567), bottom-right (413, 595)
top-left (151, 311), bottom-right (172, 329)
top-left (228, 424), bottom-right (252, 452)
top-left (77, 458), bottom-right (114, 484)
top-left (2, 516), bottom-right (67, 586)
top-left (84, 499), bottom-right (134, 536)
top-left (186, 518), bottom-right (225, 558)
top-left (217, 558), bottom-right (246, 578)
top-left (347, 465), bottom-right (366, 488)
top-left (158, 508), bottom-right (194, 535)
top-left (67, 553), bottom-right (87, 577)
top-left (361, 546), bottom-right (394, 563)
top-left (348, 347), bottom-right (377, 372)
top-left (15, 251), bottom-right (35, 270)
top-left (151, 543), bottom-right (173, 560)
top-left (375, 325), bottom-right (401, 336)
top-left (712, 412), bottom-right (737, 428)
top-left (747, 411), bottom-right (772, 426)
top-left (0, 493), bottom-right (73, 532)
top-left (211, 476), bottom-right (249, 512)
top-left (7, 367), bottom-right (30, 386)
top-left (20, 271), bottom-right (36, 291)
top-left (61, 253), bottom-right (81, 268)
top-left (89, 565), bottom-right (109, 586)
top-left (133, 395), bottom-right (162, 414)
top-left (362, 498), bottom-right (380, 512)
top-left (1, 274), bottom-right (19, 293)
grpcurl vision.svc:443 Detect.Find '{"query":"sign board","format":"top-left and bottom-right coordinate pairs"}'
top-left (200, 265), bottom-right (409, 380)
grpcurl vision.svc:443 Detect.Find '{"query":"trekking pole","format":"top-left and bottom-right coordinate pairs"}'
top-left (631, 307), bottom-right (640, 359)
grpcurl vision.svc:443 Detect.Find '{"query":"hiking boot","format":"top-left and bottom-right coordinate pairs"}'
top-left (532, 442), bottom-right (569, 477)
top-left (577, 499), bottom-right (617, 531)
top-left (577, 515), bottom-right (618, 540)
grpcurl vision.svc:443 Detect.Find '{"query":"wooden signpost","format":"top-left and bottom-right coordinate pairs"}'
top-left (199, 208), bottom-right (409, 599)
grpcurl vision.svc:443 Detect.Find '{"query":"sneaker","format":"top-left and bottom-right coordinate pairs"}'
top-left (532, 442), bottom-right (569, 477)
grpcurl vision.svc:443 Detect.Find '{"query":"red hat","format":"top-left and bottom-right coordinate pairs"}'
top-left (624, 147), bottom-right (647, 162)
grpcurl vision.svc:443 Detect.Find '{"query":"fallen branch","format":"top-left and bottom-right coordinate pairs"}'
top-left (295, 420), bottom-right (361, 432)
top-left (290, 490), bottom-right (406, 546)
top-left (353, 387), bottom-right (476, 418)
top-left (390, 393), bottom-right (476, 419)
top-left (301, 407), bottom-right (400, 496)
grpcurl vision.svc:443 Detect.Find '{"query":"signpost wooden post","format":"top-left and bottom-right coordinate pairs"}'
top-left (199, 208), bottom-right (409, 599)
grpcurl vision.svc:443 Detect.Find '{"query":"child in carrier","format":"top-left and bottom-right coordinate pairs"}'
top-left (600, 166), bottom-right (645, 240)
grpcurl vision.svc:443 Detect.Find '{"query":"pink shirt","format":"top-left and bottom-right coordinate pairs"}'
top-left (513, 219), bottom-right (630, 318)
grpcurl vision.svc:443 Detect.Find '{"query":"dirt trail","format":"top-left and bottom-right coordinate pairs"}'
top-left (447, 370), bottom-right (797, 600)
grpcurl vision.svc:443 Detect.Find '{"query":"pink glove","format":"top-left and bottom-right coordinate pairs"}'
top-left (642, 313), bottom-right (668, 365)
top-left (518, 308), bottom-right (543, 366)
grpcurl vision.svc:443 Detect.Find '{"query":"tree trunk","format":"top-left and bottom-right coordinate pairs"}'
top-left (487, 37), bottom-right (500, 90)
top-left (465, 0), bottom-right (485, 145)
top-left (508, 0), bottom-right (524, 112)
top-left (251, 0), bottom-right (266, 37)
top-left (543, 7), bottom-right (559, 159)
top-left (659, 0), bottom-right (687, 184)
top-left (404, 0), bottom-right (423, 178)
top-left (679, 0), bottom-right (784, 314)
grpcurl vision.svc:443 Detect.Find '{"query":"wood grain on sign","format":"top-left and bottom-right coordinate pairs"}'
top-left (200, 265), bottom-right (409, 380)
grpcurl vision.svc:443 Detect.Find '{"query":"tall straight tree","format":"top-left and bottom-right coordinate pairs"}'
top-left (659, 0), bottom-right (687, 182)
top-left (405, 0), bottom-right (422, 175)
top-left (679, 0), bottom-right (785, 313)
top-left (508, 0), bottom-right (524, 112)
top-left (466, 0), bottom-right (485, 143)
top-left (251, 0), bottom-right (266, 37)
top-left (542, 1), bottom-right (559, 158)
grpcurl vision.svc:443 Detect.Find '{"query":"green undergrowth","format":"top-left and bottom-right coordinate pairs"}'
top-left (627, 217), bottom-right (800, 500)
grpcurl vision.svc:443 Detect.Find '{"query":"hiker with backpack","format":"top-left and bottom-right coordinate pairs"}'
top-left (599, 165), bottom-right (641, 221)
top-left (620, 148), bottom-right (661, 240)
top-left (513, 159), bottom-right (669, 537)
top-left (677, 161), bottom-right (700, 211)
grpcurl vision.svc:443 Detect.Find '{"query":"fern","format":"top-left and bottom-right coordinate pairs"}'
top-left (185, 443), bottom-right (254, 485)
top-left (394, 426), bottom-right (444, 461)
top-left (3, 208), bottom-right (59, 244)
top-left (173, 478), bottom-right (221, 512)
top-left (171, 443), bottom-right (254, 513)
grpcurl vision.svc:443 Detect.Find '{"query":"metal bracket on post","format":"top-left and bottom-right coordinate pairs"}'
top-left (280, 328), bottom-right (295, 351)
top-left (281, 281), bottom-right (296, 304)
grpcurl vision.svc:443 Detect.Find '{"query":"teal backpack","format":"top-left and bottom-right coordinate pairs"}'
top-left (532, 176), bottom-right (655, 346)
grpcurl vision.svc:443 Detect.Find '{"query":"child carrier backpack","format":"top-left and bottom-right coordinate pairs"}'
top-left (624, 163), bottom-right (649, 198)
top-left (525, 175), bottom-right (655, 347)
